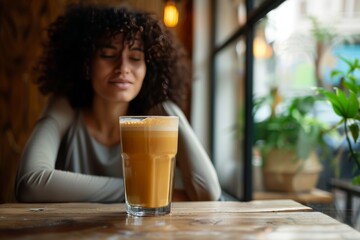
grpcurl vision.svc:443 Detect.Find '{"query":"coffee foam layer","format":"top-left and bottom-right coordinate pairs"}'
top-left (120, 117), bottom-right (178, 131)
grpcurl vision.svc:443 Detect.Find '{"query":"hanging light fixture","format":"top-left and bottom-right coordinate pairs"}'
top-left (163, 0), bottom-right (179, 28)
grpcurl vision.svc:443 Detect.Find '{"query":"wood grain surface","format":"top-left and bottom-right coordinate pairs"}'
top-left (0, 200), bottom-right (359, 240)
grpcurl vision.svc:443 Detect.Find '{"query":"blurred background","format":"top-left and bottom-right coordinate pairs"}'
top-left (1, 0), bottom-right (360, 229)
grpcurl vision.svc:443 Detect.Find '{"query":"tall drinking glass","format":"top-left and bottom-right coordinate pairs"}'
top-left (119, 116), bottom-right (179, 216)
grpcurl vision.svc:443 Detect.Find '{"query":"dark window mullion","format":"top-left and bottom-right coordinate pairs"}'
top-left (243, 0), bottom-right (254, 202)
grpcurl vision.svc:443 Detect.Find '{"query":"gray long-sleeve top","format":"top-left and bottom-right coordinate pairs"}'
top-left (15, 97), bottom-right (221, 202)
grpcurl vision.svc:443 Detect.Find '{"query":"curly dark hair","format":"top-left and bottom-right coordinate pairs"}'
top-left (35, 3), bottom-right (191, 115)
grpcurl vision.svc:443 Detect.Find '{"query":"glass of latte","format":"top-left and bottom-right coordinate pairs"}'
top-left (119, 116), bottom-right (179, 216)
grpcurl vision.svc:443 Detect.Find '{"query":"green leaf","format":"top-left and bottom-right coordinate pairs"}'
top-left (346, 91), bottom-right (359, 118)
top-left (349, 123), bottom-right (359, 142)
top-left (352, 175), bottom-right (360, 185)
top-left (325, 88), bottom-right (348, 118)
top-left (321, 87), bottom-right (359, 119)
top-left (335, 88), bottom-right (359, 118)
top-left (349, 65), bottom-right (357, 73)
top-left (322, 91), bottom-right (345, 117)
top-left (355, 58), bottom-right (359, 68)
top-left (336, 88), bottom-right (348, 103)
top-left (343, 79), bottom-right (359, 93)
top-left (330, 70), bottom-right (343, 78)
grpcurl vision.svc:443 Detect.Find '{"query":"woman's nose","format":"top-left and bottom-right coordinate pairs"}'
top-left (115, 58), bottom-right (130, 75)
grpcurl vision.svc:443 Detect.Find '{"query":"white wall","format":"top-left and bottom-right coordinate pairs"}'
top-left (191, 0), bottom-right (212, 152)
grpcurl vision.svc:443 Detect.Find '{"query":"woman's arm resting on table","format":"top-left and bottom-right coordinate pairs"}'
top-left (15, 96), bottom-right (124, 203)
top-left (162, 101), bottom-right (222, 201)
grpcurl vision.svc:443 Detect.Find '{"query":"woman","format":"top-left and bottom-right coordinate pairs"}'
top-left (15, 3), bottom-right (221, 203)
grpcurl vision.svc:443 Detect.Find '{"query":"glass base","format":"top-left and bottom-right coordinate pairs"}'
top-left (126, 203), bottom-right (171, 217)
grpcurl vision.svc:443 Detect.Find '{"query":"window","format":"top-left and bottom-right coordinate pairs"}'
top-left (211, 0), bottom-right (360, 201)
top-left (211, 0), bottom-right (286, 201)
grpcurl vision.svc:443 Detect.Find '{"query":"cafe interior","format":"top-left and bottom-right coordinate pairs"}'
top-left (1, 0), bottom-right (360, 238)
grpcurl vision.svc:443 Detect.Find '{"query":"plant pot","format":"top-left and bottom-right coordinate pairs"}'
top-left (262, 149), bottom-right (322, 192)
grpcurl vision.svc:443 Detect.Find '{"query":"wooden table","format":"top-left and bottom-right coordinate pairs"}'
top-left (1, 200), bottom-right (359, 239)
top-left (254, 188), bottom-right (333, 205)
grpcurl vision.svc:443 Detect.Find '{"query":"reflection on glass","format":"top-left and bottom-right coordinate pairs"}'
top-left (214, 39), bottom-right (245, 199)
top-left (237, 1), bottom-right (246, 26)
top-left (254, 0), bottom-right (360, 98)
top-left (215, 0), bottom-right (244, 45)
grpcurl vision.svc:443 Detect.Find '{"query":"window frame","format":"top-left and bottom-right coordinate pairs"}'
top-left (209, 0), bottom-right (287, 201)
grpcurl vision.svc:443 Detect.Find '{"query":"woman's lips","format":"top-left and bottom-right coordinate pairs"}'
top-left (109, 79), bottom-right (133, 90)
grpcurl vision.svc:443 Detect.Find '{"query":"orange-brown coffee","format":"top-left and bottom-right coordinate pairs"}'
top-left (120, 117), bottom-right (178, 209)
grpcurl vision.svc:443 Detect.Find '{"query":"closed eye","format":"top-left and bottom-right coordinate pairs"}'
top-left (98, 45), bottom-right (119, 59)
top-left (100, 54), bottom-right (117, 59)
top-left (129, 47), bottom-right (144, 62)
top-left (129, 56), bottom-right (142, 61)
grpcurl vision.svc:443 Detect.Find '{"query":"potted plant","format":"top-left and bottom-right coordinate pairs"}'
top-left (254, 88), bottom-right (330, 192)
top-left (318, 56), bottom-right (360, 185)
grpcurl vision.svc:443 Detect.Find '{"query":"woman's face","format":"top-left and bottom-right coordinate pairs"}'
top-left (90, 33), bottom-right (146, 104)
